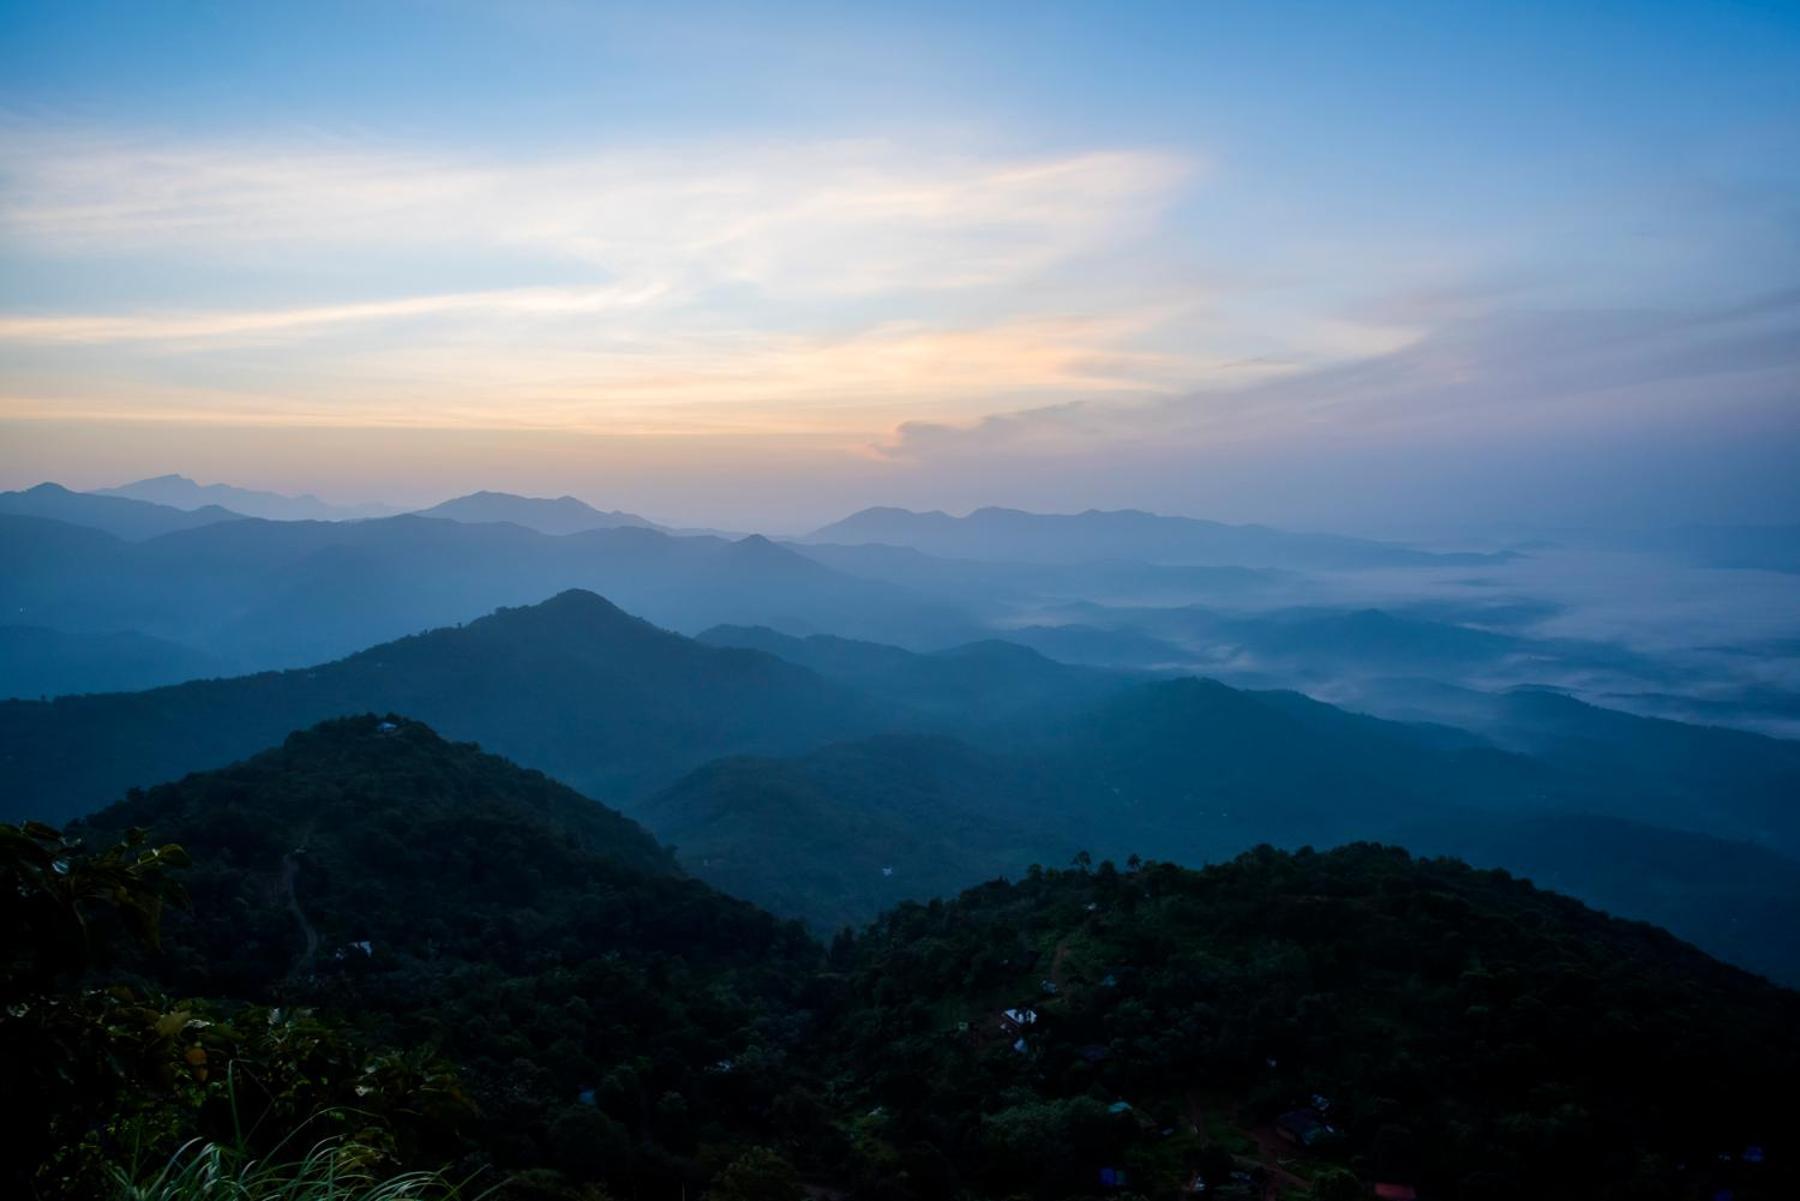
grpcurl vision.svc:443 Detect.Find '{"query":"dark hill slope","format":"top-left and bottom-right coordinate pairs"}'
top-left (829, 845), bottom-right (1800, 1201)
top-left (1397, 811), bottom-right (1800, 986)
top-left (698, 622), bottom-right (1136, 725)
top-left (639, 679), bottom-right (1554, 933)
top-left (73, 715), bottom-right (821, 1195)
top-left (640, 734), bottom-right (1075, 931)
top-left (1488, 687), bottom-right (1800, 844)
top-left (1034, 678), bottom-right (1549, 856)
top-left (643, 677), bottom-right (1800, 981)
top-left (1367, 680), bottom-right (1800, 851)
top-left (0, 590), bottom-right (877, 824)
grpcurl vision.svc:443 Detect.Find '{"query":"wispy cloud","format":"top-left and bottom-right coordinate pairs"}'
top-left (878, 291), bottom-right (1800, 459)
top-left (0, 284), bottom-right (668, 345)
top-left (0, 125), bottom-right (1244, 433)
top-left (0, 127), bottom-right (1194, 301)
top-left (0, 311), bottom-right (1194, 438)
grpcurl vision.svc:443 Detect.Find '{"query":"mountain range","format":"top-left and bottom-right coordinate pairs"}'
top-left (410, 489), bottom-right (662, 533)
top-left (0, 482), bottom-right (244, 540)
top-left (96, 474), bottom-right (401, 520)
top-left (0, 510), bottom-right (976, 694)
top-left (8, 589), bottom-right (1798, 984)
top-left (0, 590), bottom-right (872, 820)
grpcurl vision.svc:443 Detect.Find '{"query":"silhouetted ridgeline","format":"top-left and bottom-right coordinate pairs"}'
top-left (0, 505), bottom-right (977, 689)
top-left (0, 590), bottom-right (877, 820)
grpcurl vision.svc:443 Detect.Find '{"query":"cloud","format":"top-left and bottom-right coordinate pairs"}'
top-left (0, 312), bottom-right (1197, 438)
top-left (0, 124), bottom-right (1246, 433)
top-left (0, 284), bottom-right (669, 345)
top-left (0, 126), bottom-right (1194, 302)
top-left (878, 290), bottom-right (1800, 460)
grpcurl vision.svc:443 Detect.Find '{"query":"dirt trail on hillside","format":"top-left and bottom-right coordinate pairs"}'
top-left (280, 834), bottom-right (320, 984)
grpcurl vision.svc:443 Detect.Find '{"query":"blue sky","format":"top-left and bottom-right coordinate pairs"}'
top-left (1, 0), bottom-right (1796, 530)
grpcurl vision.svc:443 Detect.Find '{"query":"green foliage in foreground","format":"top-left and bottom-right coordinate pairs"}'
top-left (819, 849), bottom-right (1800, 1200)
top-left (117, 1138), bottom-right (475, 1201)
top-left (1, 819), bottom-right (474, 1201)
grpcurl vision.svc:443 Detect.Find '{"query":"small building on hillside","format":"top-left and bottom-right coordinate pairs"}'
top-left (1000, 1006), bottom-right (1038, 1031)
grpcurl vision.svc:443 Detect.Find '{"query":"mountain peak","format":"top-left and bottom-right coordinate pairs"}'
top-left (467, 589), bottom-right (660, 641)
top-left (940, 638), bottom-right (1058, 666)
top-left (416, 490), bottom-right (659, 535)
top-left (531, 587), bottom-right (634, 618)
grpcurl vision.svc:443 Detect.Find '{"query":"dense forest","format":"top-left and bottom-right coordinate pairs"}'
top-left (7, 716), bottom-right (1795, 1200)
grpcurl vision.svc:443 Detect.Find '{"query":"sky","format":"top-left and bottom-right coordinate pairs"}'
top-left (1, 0), bottom-right (1797, 533)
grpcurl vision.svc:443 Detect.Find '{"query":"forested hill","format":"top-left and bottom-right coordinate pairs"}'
top-left (71, 715), bottom-right (808, 999)
top-left (827, 848), bottom-right (1800, 1201)
top-left (67, 715), bottom-right (823, 1195)
top-left (2, 589), bottom-right (876, 823)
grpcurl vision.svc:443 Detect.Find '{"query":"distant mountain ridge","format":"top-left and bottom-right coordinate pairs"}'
top-left (0, 589), bottom-right (878, 824)
top-left (95, 474), bottom-right (399, 521)
top-left (0, 482), bottom-right (244, 540)
top-left (0, 511), bottom-right (978, 682)
top-left (412, 489), bottom-right (662, 534)
top-left (804, 505), bottom-right (1514, 569)
top-left (697, 623), bottom-right (1136, 724)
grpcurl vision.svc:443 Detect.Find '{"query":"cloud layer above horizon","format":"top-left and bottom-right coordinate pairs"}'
top-left (2, 1), bottom-right (1797, 530)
